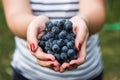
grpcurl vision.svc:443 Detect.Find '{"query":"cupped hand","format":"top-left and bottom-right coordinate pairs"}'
top-left (60, 16), bottom-right (89, 72)
top-left (27, 15), bottom-right (60, 71)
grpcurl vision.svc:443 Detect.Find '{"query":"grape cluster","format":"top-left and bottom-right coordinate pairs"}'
top-left (38, 19), bottom-right (78, 64)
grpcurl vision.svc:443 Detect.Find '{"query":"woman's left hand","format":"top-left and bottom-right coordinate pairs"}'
top-left (60, 16), bottom-right (89, 72)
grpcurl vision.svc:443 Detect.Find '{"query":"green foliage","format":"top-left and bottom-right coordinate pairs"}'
top-left (99, 30), bottom-right (120, 80)
top-left (0, 1), bottom-right (14, 80)
top-left (106, 0), bottom-right (120, 23)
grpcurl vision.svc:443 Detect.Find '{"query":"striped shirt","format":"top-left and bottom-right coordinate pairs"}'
top-left (11, 0), bottom-right (103, 80)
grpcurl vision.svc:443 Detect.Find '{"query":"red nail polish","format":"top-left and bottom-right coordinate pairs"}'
top-left (30, 43), bottom-right (35, 51)
top-left (78, 43), bottom-right (81, 51)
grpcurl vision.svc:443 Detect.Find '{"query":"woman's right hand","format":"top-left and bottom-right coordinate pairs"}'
top-left (27, 15), bottom-right (60, 71)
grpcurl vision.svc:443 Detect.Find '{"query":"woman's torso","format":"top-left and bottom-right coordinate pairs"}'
top-left (11, 0), bottom-right (103, 80)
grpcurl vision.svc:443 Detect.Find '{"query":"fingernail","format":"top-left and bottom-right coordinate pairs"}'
top-left (60, 69), bottom-right (64, 73)
top-left (54, 68), bottom-right (59, 72)
top-left (30, 43), bottom-right (35, 51)
top-left (78, 43), bottom-right (81, 51)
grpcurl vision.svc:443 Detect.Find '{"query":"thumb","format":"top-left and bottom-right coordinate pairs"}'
top-left (75, 29), bottom-right (86, 51)
top-left (27, 15), bottom-right (49, 52)
top-left (27, 35), bottom-right (38, 52)
top-left (27, 22), bottom-right (40, 52)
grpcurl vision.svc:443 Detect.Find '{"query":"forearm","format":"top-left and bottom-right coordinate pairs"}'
top-left (6, 13), bottom-right (36, 39)
top-left (2, 0), bottom-right (36, 39)
top-left (79, 0), bottom-right (106, 35)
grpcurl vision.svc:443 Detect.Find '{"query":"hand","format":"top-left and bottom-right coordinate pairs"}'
top-left (27, 15), bottom-right (60, 71)
top-left (60, 16), bottom-right (89, 72)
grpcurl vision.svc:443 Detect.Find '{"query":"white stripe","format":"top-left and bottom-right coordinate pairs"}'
top-left (31, 4), bottom-right (78, 11)
top-left (15, 37), bottom-right (37, 62)
top-left (33, 12), bottom-right (78, 18)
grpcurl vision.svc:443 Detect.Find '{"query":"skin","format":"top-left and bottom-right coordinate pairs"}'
top-left (2, 0), bottom-right (105, 72)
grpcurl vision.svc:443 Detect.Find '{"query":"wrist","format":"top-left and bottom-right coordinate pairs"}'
top-left (73, 15), bottom-right (90, 36)
top-left (28, 15), bottom-right (49, 29)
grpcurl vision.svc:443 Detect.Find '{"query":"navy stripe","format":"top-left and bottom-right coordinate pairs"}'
top-left (30, 1), bottom-right (79, 5)
top-left (86, 38), bottom-right (99, 56)
top-left (32, 9), bottom-right (78, 12)
top-left (49, 17), bottom-right (72, 19)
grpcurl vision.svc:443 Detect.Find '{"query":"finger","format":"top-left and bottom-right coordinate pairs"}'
top-left (69, 17), bottom-right (77, 34)
top-left (60, 63), bottom-right (70, 72)
top-left (75, 27), bottom-right (86, 51)
top-left (27, 22), bottom-right (40, 52)
top-left (27, 16), bottom-right (48, 52)
top-left (32, 47), bottom-right (55, 61)
top-left (37, 60), bottom-right (54, 67)
top-left (52, 61), bottom-right (60, 72)
top-left (68, 65), bottom-right (78, 70)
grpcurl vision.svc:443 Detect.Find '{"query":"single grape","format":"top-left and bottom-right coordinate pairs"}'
top-left (67, 41), bottom-right (74, 49)
top-left (53, 21), bottom-right (59, 26)
top-left (52, 44), bottom-right (60, 52)
top-left (51, 26), bottom-right (60, 34)
top-left (67, 49), bottom-right (76, 58)
top-left (57, 20), bottom-right (64, 29)
top-left (61, 46), bottom-right (68, 53)
top-left (60, 52), bottom-right (69, 63)
top-left (64, 39), bottom-right (69, 45)
top-left (58, 30), bottom-right (67, 39)
top-left (66, 34), bottom-right (74, 40)
top-left (41, 33), bottom-right (50, 41)
top-left (57, 39), bottom-right (65, 47)
top-left (61, 19), bottom-right (66, 24)
top-left (45, 21), bottom-right (53, 31)
top-left (52, 40), bottom-right (57, 45)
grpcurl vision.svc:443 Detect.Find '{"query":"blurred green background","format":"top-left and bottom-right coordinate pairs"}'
top-left (0, 0), bottom-right (120, 80)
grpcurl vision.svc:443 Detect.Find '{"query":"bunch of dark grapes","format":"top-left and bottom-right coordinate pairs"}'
top-left (38, 19), bottom-right (78, 64)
